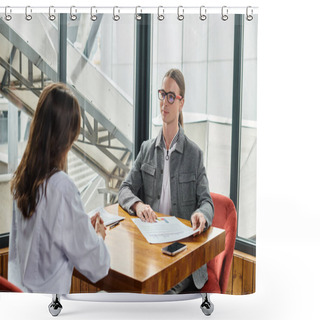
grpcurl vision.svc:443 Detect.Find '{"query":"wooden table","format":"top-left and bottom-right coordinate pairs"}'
top-left (74, 204), bottom-right (225, 294)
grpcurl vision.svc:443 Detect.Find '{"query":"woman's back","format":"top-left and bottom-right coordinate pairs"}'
top-left (9, 171), bottom-right (110, 293)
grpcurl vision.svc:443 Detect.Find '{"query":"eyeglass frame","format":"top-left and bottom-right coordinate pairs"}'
top-left (158, 89), bottom-right (183, 104)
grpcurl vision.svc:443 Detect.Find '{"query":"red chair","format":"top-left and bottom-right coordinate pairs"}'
top-left (0, 276), bottom-right (23, 292)
top-left (201, 193), bottom-right (237, 294)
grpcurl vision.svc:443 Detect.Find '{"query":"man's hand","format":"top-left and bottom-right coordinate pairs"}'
top-left (191, 211), bottom-right (207, 236)
top-left (132, 202), bottom-right (157, 222)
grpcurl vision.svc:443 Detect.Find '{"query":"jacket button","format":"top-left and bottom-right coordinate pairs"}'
top-left (158, 195), bottom-right (160, 199)
top-left (161, 170), bottom-right (163, 174)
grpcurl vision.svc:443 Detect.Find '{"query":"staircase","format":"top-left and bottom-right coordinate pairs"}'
top-left (0, 14), bottom-right (133, 205)
top-left (67, 152), bottom-right (97, 194)
top-left (68, 151), bottom-right (106, 212)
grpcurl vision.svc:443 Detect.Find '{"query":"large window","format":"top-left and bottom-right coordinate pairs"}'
top-left (150, 14), bottom-right (257, 251)
top-left (238, 17), bottom-right (258, 243)
top-left (0, 12), bottom-right (257, 253)
top-left (0, 13), bottom-right (135, 246)
top-left (66, 13), bottom-right (135, 212)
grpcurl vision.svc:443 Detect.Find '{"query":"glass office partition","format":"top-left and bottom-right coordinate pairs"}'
top-left (151, 14), bottom-right (234, 202)
top-left (151, 13), bottom-right (257, 246)
top-left (238, 17), bottom-right (258, 241)
top-left (0, 13), bottom-right (135, 241)
top-left (0, 10), bottom-right (256, 250)
top-left (0, 14), bottom-right (52, 238)
top-left (66, 13), bottom-right (135, 212)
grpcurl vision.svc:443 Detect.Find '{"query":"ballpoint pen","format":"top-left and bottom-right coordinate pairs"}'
top-left (108, 220), bottom-right (120, 229)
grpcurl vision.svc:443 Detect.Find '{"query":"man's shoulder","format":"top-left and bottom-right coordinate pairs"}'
top-left (183, 134), bottom-right (202, 155)
top-left (140, 137), bottom-right (157, 153)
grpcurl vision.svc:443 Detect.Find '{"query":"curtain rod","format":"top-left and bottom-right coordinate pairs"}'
top-left (0, 6), bottom-right (258, 16)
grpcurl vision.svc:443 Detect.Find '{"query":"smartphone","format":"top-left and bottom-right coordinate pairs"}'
top-left (162, 242), bottom-right (187, 256)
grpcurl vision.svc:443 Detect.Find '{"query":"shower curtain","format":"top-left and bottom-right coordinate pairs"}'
top-left (0, 6), bottom-right (257, 300)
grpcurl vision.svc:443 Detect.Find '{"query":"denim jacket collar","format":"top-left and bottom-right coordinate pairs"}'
top-left (155, 124), bottom-right (185, 154)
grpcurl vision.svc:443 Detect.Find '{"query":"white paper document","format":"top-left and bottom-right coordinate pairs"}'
top-left (88, 207), bottom-right (124, 226)
top-left (132, 216), bottom-right (199, 244)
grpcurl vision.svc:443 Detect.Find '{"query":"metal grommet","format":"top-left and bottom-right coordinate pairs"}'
top-left (5, 6), bottom-right (12, 21)
top-left (49, 6), bottom-right (56, 21)
top-left (113, 6), bottom-right (120, 21)
top-left (221, 6), bottom-right (228, 21)
top-left (246, 6), bottom-right (254, 21)
top-left (70, 6), bottom-right (77, 21)
top-left (25, 6), bottom-right (32, 21)
top-left (177, 6), bottom-right (184, 21)
top-left (135, 6), bottom-right (142, 21)
top-left (200, 6), bottom-right (207, 21)
top-left (158, 6), bottom-right (164, 21)
top-left (91, 6), bottom-right (97, 21)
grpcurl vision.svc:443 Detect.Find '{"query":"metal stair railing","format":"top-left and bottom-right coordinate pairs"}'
top-left (0, 16), bottom-right (133, 203)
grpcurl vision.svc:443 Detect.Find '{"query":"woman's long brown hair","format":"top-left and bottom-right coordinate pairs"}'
top-left (11, 83), bottom-right (81, 218)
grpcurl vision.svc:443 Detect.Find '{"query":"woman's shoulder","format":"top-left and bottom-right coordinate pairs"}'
top-left (47, 171), bottom-right (78, 196)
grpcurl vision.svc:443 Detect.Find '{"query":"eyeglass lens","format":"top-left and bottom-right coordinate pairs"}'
top-left (158, 90), bottom-right (176, 104)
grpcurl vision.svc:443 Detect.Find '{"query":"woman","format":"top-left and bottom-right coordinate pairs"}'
top-left (118, 69), bottom-right (214, 293)
top-left (9, 83), bottom-right (110, 293)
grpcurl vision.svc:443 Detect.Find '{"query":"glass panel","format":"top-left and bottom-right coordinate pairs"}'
top-left (0, 99), bottom-right (31, 234)
top-left (151, 14), bottom-right (257, 244)
top-left (238, 16), bottom-right (258, 241)
top-left (151, 14), bottom-right (183, 124)
top-left (67, 14), bottom-right (135, 212)
top-left (0, 11), bottom-right (257, 245)
top-left (207, 15), bottom-right (234, 197)
top-left (0, 13), bottom-right (135, 235)
top-left (151, 14), bottom-right (234, 198)
top-left (0, 14), bottom-right (50, 235)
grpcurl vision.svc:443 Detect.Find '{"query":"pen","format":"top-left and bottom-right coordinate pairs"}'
top-left (109, 221), bottom-right (120, 229)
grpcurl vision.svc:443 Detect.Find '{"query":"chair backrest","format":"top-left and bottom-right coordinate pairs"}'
top-left (209, 192), bottom-right (237, 293)
top-left (0, 276), bottom-right (23, 292)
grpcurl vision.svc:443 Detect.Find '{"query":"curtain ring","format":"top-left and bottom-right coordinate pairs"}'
top-left (246, 6), bottom-right (254, 21)
top-left (70, 6), bottom-right (77, 21)
top-left (49, 6), bottom-right (56, 21)
top-left (25, 6), bottom-right (32, 21)
top-left (177, 6), bottom-right (184, 21)
top-left (158, 6), bottom-right (164, 21)
top-left (135, 6), bottom-right (142, 21)
top-left (200, 6), bottom-right (207, 21)
top-left (221, 6), bottom-right (228, 21)
top-left (113, 6), bottom-right (120, 21)
top-left (91, 6), bottom-right (97, 21)
top-left (5, 6), bottom-right (12, 21)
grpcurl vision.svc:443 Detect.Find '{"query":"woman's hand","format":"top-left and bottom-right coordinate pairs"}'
top-left (91, 212), bottom-right (107, 240)
top-left (91, 212), bottom-right (105, 229)
top-left (95, 218), bottom-right (106, 240)
top-left (191, 211), bottom-right (207, 236)
top-left (132, 202), bottom-right (157, 222)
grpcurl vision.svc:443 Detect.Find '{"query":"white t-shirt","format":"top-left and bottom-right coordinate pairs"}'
top-left (158, 131), bottom-right (179, 215)
top-left (8, 171), bottom-right (110, 293)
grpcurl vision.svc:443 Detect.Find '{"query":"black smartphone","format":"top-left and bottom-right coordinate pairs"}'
top-left (162, 242), bottom-right (187, 256)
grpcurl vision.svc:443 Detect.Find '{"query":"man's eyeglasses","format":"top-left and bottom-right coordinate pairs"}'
top-left (158, 89), bottom-right (182, 104)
